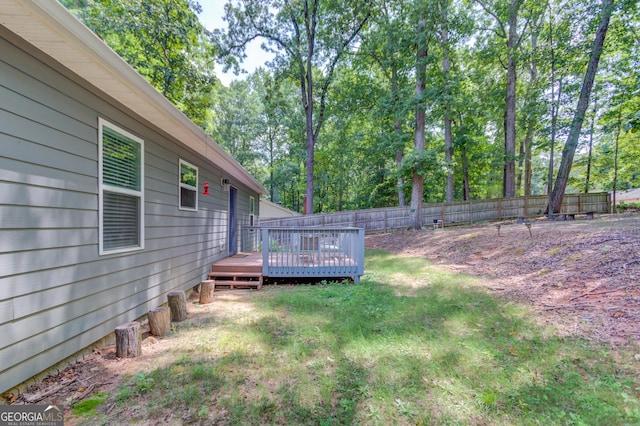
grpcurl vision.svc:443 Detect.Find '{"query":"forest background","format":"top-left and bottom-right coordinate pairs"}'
top-left (62, 0), bottom-right (639, 218)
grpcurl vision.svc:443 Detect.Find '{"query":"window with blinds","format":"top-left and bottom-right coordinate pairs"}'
top-left (179, 160), bottom-right (198, 211)
top-left (99, 119), bottom-right (144, 254)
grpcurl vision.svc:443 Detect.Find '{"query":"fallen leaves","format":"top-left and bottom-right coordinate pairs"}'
top-left (366, 214), bottom-right (640, 346)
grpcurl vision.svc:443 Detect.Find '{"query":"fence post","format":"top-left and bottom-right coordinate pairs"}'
top-left (384, 209), bottom-right (388, 232)
top-left (579, 193), bottom-right (582, 213)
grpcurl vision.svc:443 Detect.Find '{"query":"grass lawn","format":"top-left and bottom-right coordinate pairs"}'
top-left (77, 249), bottom-right (640, 425)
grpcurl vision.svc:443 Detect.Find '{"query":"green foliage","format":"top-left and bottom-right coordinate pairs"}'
top-left (616, 202), bottom-right (640, 213)
top-left (64, 0), bottom-right (639, 211)
top-left (62, 0), bottom-right (216, 127)
top-left (71, 392), bottom-right (108, 417)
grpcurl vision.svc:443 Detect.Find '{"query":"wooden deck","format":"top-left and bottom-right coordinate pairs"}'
top-left (211, 227), bottom-right (365, 289)
top-left (209, 253), bottom-right (263, 289)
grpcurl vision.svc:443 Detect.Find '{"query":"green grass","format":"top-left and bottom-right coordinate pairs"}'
top-left (77, 249), bottom-right (640, 425)
top-left (71, 392), bottom-right (108, 418)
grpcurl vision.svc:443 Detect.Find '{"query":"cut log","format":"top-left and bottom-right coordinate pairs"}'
top-left (115, 321), bottom-right (142, 358)
top-left (148, 306), bottom-right (170, 337)
top-left (199, 280), bottom-right (216, 304)
top-left (168, 291), bottom-right (187, 322)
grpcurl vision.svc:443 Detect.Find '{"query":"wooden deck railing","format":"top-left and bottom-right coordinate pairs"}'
top-left (241, 226), bottom-right (365, 283)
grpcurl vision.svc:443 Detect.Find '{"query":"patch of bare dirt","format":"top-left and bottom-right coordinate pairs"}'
top-left (367, 212), bottom-right (640, 346)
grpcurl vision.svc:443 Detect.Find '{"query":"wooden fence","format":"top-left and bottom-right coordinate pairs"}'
top-left (259, 192), bottom-right (611, 233)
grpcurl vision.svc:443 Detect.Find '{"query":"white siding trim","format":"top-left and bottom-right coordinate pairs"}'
top-left (98, 118), bottom-right (145, 255)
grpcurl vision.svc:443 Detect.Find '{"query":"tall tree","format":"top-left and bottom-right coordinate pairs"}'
top-left (214, 0), bottom-right (370, 214)
top-left (360, 0), bottom-right (414, 207)
top-left (475, 0), bottom-right (524, 197)
top-left (549, 0), bottom-right (615, 213)
top-left (442, 0), bottom-right (455, 203)
top-left (584, 90), bottom-right (597, 193)
top-left (410, 14), bottom-right (429, 229)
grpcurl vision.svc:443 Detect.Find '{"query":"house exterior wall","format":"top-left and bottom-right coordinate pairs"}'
top-left (260, 199), bottom-right (301, 220)
top-left (0, 31), bottom-right (259, 392)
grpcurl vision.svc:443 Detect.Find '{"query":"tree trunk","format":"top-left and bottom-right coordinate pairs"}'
top-left (269, 136), bottom-right (275, 201)
top-left (396, 148), bottom-right (406, 206)
top-left (524, 132), bottom-right (532, 197)
top-left (612, 106), bottom-right (621, 213)
top-left (523, 31), bottom-right (539, 197)
top-left (516, 138), bottom-right (524, 194)
top-left (148, 307), bottom-right (171, 337)
top-left (199, 280), bottom-right (216, 304)
top-left (168, 291), bottom-right (188, 322)
top-left (503, 0), bottom-right (521, 198)
top-left (549, 0), bottom-right (614, 213)
top-left (584, 91), bottom-right (597, 193)
top-left (462, 144), bottom-right (470, 201)
top-left (304, 64), bottom-right (315, 215)
top-left (410, 18), bottom-right (428, 230)
top-left (392, 67), bottom-right (406, 207)
top-left (442, 4), bottom-right (454, 203)
top-left (115, 321), bottom-right (142, 358)
top-left (547, 2), bottom-right (560, 209)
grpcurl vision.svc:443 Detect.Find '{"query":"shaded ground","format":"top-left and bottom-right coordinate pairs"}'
top-left (367, 212), bottom-right (640, 346)
top-left (5, 213), bottom-right (639, 422)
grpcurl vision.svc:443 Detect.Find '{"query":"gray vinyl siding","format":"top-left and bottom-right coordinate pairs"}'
top-left (0, 33), bottom-right (259, 391)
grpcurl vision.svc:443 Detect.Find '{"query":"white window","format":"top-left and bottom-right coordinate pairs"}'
top-left (99, 119), bottom-right (144, 254)
top-left (179, 159), bottom-right (198, 211)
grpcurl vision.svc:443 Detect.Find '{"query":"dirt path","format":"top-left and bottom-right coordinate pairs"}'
top-left (367, 213), bottom-right (640, 346)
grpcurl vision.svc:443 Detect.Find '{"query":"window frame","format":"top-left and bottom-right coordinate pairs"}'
top-left (178, 159), bottom-right (198, 211)
top-left (98, 118), bottom-right (145, 255)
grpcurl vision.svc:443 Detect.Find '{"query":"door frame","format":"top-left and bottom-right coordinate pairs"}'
top-left (228, 185), bottom-right (238, 255)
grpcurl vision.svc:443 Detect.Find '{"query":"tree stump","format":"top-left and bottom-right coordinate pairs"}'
top-left (168, 291), bottom-right (187, 322)
top-left (115, 321), bottom-right (142, 358)
top-left (199, 280), bottom-right (216, 304)
top-left (148, 306), bottom-right (170, 336)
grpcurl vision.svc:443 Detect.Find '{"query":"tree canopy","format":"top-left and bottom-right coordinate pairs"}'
top-left (65, 0), bottom-right (640, 217)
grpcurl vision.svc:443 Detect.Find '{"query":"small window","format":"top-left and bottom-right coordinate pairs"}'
top-left (99, 119), bottom-right (144, 254)
top-left (179, 160), bottom-right (198, 211)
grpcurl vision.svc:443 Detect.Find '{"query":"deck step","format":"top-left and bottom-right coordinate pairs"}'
top-left (208, 271), bottom-right (262, 278)
top-left (208, 279), bottom-right (263, 290)
top-left (210, 266), bottom-right (261, 274)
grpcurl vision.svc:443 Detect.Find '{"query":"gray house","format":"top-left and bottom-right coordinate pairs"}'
top-left (0, 0), bottom-right (265, 393)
